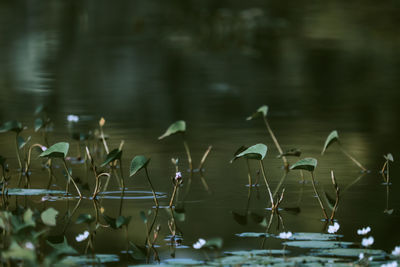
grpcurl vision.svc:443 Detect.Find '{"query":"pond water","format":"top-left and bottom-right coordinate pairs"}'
top-left (1, 1), bottom-right (400, 266)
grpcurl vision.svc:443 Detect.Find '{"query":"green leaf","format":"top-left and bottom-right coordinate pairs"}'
top-left (41, 208), bottom-right (59, 226)
top-left (101, 148), bottom-right (122, 167)
top-left (139, 211), bottom-right (147, 224)
top-left (235, 232), bottom-right (268, 238)
top-left (204, 237), bottom-right (223, 249)
top-left (102, 214), bottom-right (117, 229)
top-left (17, 135), bottom-right (31, 149)
top-left (0, 120), bottom-right (23, 133)
top-left (60, 254), bottom-right (119, 265)
top-left (47, 237), bottom-right (78, 255)
top-left (158, 120), bottom-right (186, 140)
top-left (225, 249), bottom-right (289, 256)
top-left (321, 130), bottom-right (339, 155)
top-left (314, 248), bottom-right (386, 258)
top-left (246, 105), bottom-right (268, 121)
top-left (39, 142), bottom-right (69, 158)
top-left (1, 241), bottom-right (36, 262)
top-left (277, 148), bottom-right (301, 158)
top-left (34, 118), bottom-right (44, 132)
top-left (23, 209), bottom-right (36, 228)
top-left (231, 144), bottom-right (268, 162)
top-left (163, 259), bottom-right (204, 265)
top-left (286, 232), bottom-right (341, 241)
top-left (290, 158), bottom-right (317, 172)
top-left (384, 153), bottom-right (394, 162)
top-left (116, 215), bottom-right (131, 228)
top-left (130, 155), bottom-right (150, 176)
top-left (6, 189), bottom-right (65, 196)
top-left (283, 240), bottom-right (353, 249)
top-left (75, 214), bottom-right (95, 224)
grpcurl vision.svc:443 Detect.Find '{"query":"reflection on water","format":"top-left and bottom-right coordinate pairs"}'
top-left (1, 0), bottom-right (400, 265)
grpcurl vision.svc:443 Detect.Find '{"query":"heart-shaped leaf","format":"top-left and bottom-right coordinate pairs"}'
top-left (321, 130), bottom-right (339, 155)
top-left (116, 215), bottom-right (131, 228)
top-left (101, 149), bottom-right (122, 167)
top-left (290, 158), bottom-right (317, 172)
top-left (0, 120), bottom-right (23, 134)
top-left (246, 105), bottom-right (268, 121)
top-left (158, 120), bottom-right (186, 140)
top-left (231, 144), bottom-right (267, 162)
top-left (41, 207), bottom-right (59, 226)
top-left (130, 155), bottom-right (150, 176)
top-left (47, 236), bottom-right (78, 255)
top-left (384, 153), bottom-right (394, 162)
top-left (39, 142), bottom-right (69, 158)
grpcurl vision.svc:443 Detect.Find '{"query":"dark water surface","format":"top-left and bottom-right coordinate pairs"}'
top-left (1, 1), bottom-right (400, 265)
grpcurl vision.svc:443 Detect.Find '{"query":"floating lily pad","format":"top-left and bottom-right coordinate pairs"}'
top-left (283, 240), bottom-right (353, 249)
top-left (313, 248), bottom-right (386, 259)
top-left (0, 120), bottom-right (23, 133)
top-left (60, 254), bottom-right (119, 265)
top-left (231, 144), bottom-right (268, 162)
top-left (163, 258), bottom-right (204, 265)
top-left (225, 249), bottom-right (289, 256)
top-left (290, 158), bottom-right (317, 172)
top-left (98, 190), bottom-right (167, 200)
top-left (236, 232), bottom-right (269, 238)
top-left (101, 148), bottom-right (123, 167)
top-left (276, 232), bottom-right (341, 241)
top-left (321, 130), bottom-right (339, 155)
top-left (246, 105), bottom-right (268, 120)
top-left (39, 142), bottom-right (69, 159)
top-left (158, 120), bottom-right (186, 140)
top-left (130, 155), bottom-right (150, 176)
top-left (6, 189), bottom-right (65, 196)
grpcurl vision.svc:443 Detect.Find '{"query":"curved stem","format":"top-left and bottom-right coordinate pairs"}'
top-left (169, 184), bottom-right (178, 208)
top-left (182, 135), bottom-right (192, 171)
top-left (310, 172), bottom-right (328, 220)
top-left (339, 146), bottom-right (367, 172)
top-left (198, 145), bottom-right (212, 171)
top-left (144, 167), bottom-right (159, 207)
top-left (62, 159), bottom-right (82, 198)
top-left (246, 159), bottom-right (253, 187)
top-left (259, 160), bottom-right (274, 208)
top-left (15, 134), bottom-right (22, 171)
top-left (25, 144), bottom-right (45, 173)
top-left (262, 117), bottom-right (288, 169)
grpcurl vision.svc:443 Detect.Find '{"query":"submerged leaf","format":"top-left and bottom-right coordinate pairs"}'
top-left (246, 105), bottom-right (268, 120)
top-left (158, 120), bottom-right (186, 140)
top-left (101, 148), bottom-right (122, 167)
top-left (0, 120), bottom-right (23, 133)
top-left (290, 158), bottom-right (317, 172)
top-left (130, 155), bottom-right (150, 176)
top-left (321, 130), bottom-right (339, 155)
top-left (231, 144), bottom-right (268, 162)
top-left (39, 142), bottom-right (69, 159)
top-left (41, 208), bottom-right (59, 226)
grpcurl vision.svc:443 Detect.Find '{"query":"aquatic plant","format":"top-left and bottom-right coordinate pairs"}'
top-left (231, 144), bottom-right (275, 208)
top-left (290, 158), bottom-right (328, 220)
top-left (321, 130), bottom-right (367, 172)
top-left (247, 105), bottom-right (289, 169)
top-left (361, 236), bottom-right (374, 247)
top-left (381, 153), bottom-right (394, 184)
top-left (130, 155), bottom-right (159, 207)
top-left (357, 226), bottom-right (371, 235)
top-left (0, 120), bottom-right (25, 170)
top-left (86, 147), bottom-right (111, 198)
top-left (327, 222), bottom-right (340, 234)
top-left (39, 142), bottom-right (82, 198)
top-left (231, 146), bottom-right (254, 187)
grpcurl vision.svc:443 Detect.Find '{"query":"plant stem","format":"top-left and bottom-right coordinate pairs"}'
top-left (330, 171), bottom-right (340, 221)
top-left (246, 159), bottom-right (253, 187)
top-left (144, 167), bottom-right (159, 207)
top-left (169, 184), bottom-right (178, 208)
top-left (387, 160), bottom-right (390, 184)
top-left (310, 172), bottom-right (328, 220)
top-left (259, 160), bottom-right (274, 208)
top-left (100, 126), bottom-right (109, 154)
top-left (15, 134), bottom-right (22, 171)
top-left (339, 146), bottom-right (367, 172)
top-left (182, 136), bottom-right (192, 171)
top-left (198, 145), bottom-right (212, 170)
top-left (262, 117), bottom-right (288, 169)
top-left (62, 159), bottom-right (82, 198)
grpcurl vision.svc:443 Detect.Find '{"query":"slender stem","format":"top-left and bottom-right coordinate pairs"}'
top-left (182, 135), bottom-right (192, 171)
top-left (169, 184), bottom-right (178, 208)
top-left (15, 134), bottom-right (22, 171)
top-left (272, 171), bottom-right (288, 200)
top-left (246, 159), bottom-right (253, 187)
top-left (339, 146), bottom-right (367, 172)
top-left (262, 117), bottom-right (288, 169)
top-left (330, 171), bottom-right (340, 221)
top-left (387, 160), bottom-right (390, 184)
top-left (144, 167), bottom-right (159, 207)
top-left (100, 126), bottom-right (109, 154)
top-left (199, 172), bottom-right (211, 193)
top-left (26, 144), bottom-right (44, 173)
top-left (198, 145), bottom-right (212, 170)
top-left (381, 161), bottom-right (387, 174)
top-left (62, 159), bottom-right (82, 198)
top-left (310, 172), bottom-right (328, 220)
top-left (259, 160), bottom-right (274, 208)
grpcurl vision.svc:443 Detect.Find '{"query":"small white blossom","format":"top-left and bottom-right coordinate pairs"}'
top-left (76, 231), bottom-right (89, 242)
top-left (279, 232), bottom-right (293, 239)
top-left (392, 246), bottom-right (400, 257)
top-left (193, 238), bottom-right (206, 249)
top-left (361, 236), bottom-right (374, 247)
top-left (175, 172), bottom-right (182, 180)
top-left (381, 261), bottom-right (398, 267)
top-left (67, 114), bottom-right (79, 123)
top-left (25, 242), bottom-right (34, 250)
top-left (327, 222), bottom-right (340, 234)
top-left (359, 252), bottom-right (373, 261)
top-left (357, 226), bottom-right (371, 235)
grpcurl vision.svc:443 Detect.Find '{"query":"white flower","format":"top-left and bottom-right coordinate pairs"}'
top-left (359, 252), bottom-right (373, 261)
top-left (76, 231), bottom-right (89, 242)
top-left (381, 261), bottom-right (398, 267)
top-left (24, 242), bottom-right (34, 250)
top-left (67, 114), bottom-right (79, 123)
top-left (357, 226), bottom-right (371, 235)
top-left (392, 246), bottom-right (400, 257)
top-left (175, 172), bottom-right (182, 180)
top-left (328, 222), bottom-right (340, 234)
top-left (279, 231), bottom-right (293, 239)
top-left (193, 238), bottom-right (206, 249)
top-left (361, 236), bottom-right (374, 247)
